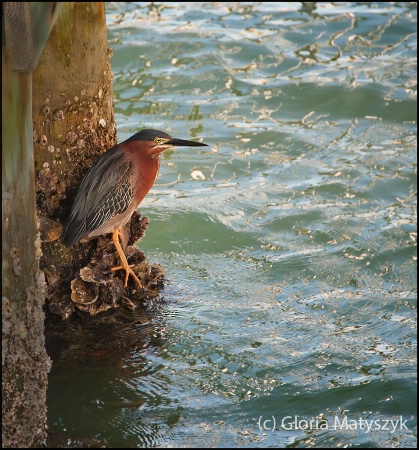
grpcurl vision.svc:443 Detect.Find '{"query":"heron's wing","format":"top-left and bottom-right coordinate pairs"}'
top-left (61, 145), bottom-right (134, 246)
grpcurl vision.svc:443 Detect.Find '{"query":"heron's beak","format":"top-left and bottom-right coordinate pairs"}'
top-left (166, 138), bottom-right (208, 148)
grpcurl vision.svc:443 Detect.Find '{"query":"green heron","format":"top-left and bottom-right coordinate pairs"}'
top-left (61, 128), bottom-right (208, 288)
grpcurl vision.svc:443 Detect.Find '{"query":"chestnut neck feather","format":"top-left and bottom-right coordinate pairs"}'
top-left (122, 141), bottom-right (161, 206)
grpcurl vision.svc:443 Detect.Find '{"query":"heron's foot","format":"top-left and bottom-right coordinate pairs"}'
top-left (111, 227), bottom-right (143, 288)
top-left (111, 264), bottom-right (143, 288)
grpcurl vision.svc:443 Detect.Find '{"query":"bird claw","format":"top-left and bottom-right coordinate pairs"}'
top-left (111, 264), bottom-right (143, 289)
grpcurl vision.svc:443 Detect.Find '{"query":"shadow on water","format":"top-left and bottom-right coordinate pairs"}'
top-left (44, 294), bottom-right (180, 448)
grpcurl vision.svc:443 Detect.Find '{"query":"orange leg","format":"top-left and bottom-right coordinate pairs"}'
top-left (110, 228), bottom-right (143, 289)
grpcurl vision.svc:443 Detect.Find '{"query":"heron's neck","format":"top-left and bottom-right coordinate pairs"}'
top-left (133, 155), bottom-right (161, 205)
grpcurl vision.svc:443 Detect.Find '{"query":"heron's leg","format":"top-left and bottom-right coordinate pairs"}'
top-left (110, 228), bottom-right (143, 288)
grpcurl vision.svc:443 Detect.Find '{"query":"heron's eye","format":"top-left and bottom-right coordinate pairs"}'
top-left (155, 137), bottom-right (166, 144)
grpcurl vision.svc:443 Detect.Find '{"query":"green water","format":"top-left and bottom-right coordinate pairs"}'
top-left (47, 2), bottom-right (417, 447)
